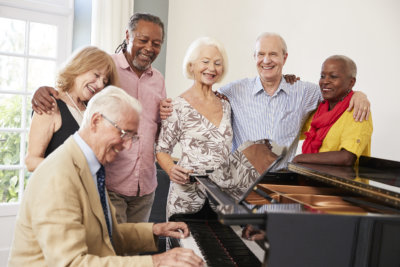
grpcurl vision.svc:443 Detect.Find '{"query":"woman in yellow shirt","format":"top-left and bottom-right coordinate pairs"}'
top-left (293, 55), bottom-right (373, 166)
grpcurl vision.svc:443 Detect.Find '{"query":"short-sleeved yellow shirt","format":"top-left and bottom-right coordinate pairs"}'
top-left (301, 110), bottom-right (373, 158)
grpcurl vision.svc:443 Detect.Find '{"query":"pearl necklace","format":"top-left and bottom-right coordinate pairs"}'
top-left (66, 92), bottom-right (86, 118)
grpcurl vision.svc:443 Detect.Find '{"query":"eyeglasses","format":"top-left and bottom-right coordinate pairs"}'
top-left (101, 114), bottom-right (139, 143)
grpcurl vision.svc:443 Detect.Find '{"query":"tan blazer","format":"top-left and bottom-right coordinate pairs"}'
top-left (8, 137), bottom-right (158, 266)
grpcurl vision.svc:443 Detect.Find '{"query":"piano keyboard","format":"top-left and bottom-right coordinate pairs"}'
top-left (173, 220), bottom-right (264, 267)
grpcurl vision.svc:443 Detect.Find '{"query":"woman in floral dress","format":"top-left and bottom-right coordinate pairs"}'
top-left (156, 37), bottom-right (238, 219)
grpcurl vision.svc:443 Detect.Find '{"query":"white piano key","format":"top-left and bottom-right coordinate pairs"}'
top-left (178, 225), bottom-right (265, 265)
top-left (179, 234), bottom-right (207, 264)
top-left (231, 225), bottom-right (266, 262)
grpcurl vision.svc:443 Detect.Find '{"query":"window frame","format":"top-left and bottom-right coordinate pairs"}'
top-left (0, 0), bottom-right (73, 216)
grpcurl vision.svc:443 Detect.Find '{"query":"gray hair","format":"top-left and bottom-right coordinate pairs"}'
top-left (182, 37), bottom-right (228, 82)
top-left (115, 13), bottom-right (165, 53)
top-left (255, 32), bottom-right (288, 55)
top-left (325, 55), bottom-right (357, 78)
top-left (81, 86), bottom-right (142, 129)
top-left (128, 12), bottom-right (165, 42)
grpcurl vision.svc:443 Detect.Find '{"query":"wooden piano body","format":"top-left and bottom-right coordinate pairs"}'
top-left (189, 156), bottom-right (400, 267)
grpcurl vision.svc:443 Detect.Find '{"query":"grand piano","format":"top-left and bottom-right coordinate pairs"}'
top-left (170, 156), bottom-right (400, 267)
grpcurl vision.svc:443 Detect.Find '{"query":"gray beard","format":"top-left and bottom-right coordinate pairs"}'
top-left (132, 58), bottom-right (151, 71)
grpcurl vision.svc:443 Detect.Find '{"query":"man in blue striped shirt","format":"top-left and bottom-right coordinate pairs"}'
top-left (219, 32), bottom-right (369, 170)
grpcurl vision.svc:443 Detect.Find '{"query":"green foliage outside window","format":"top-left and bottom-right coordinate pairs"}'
top-left (0, 95), bottom-right (29, 202)
top-left (0, 15), bottom-right (60, 204)
top-left (0, 170), bottom-right (19, 203)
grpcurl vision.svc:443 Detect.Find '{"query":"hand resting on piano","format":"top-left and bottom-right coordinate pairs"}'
top-left (152, 247), bottom-right (204, 267)
top-left (242, 224), bottom-right (266, 241)
top-left (152, 222), bottom-right (204, 267)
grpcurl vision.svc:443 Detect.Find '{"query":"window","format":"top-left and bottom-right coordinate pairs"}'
top-left (0, 1), bottom-right (72, 213)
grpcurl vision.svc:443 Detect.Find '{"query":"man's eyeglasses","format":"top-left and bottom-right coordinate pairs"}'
top-left (101, 114), bottom-right (139, 143)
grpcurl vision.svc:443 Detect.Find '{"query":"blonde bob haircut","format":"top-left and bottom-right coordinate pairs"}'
top-left (182, 37), bottom-right (228, 83)
top-left (56, 46), bottom-right (119, 92)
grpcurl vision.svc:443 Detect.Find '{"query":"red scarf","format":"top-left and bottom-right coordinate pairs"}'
top-left (302, 91), bottom-right (354, 154)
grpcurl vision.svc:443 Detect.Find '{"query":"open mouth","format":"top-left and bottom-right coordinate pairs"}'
top-left (137, 51), bottom-right (154, 62)
top-left (203, 73), bottom-right (216, 79)
top-left (261, 65), bottom-right (274, 70)
top-left (87, 85), bottom-right (96, 94)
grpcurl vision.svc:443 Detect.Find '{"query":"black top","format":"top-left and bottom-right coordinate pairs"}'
top-left (44, 99), bottom-right (80, 157)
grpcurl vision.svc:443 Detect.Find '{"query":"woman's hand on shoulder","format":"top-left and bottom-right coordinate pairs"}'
top-left (283, 74), bottom-right (300, 84)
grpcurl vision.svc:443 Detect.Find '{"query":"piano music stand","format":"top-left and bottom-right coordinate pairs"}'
top-left (238, 149), bottom-right (286, 203)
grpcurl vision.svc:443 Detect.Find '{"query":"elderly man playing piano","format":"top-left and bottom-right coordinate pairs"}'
top-left (8, 86), bottom-right (203, 267)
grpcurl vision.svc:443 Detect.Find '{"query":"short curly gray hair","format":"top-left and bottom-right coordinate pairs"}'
top-left (325, 55), bottom-right (357, 78)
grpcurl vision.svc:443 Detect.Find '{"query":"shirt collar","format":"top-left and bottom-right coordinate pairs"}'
top-left (253, 76), bottom-right (290, 96)
top-left (277, 77), bottom-right (291, 95)
top-left (73, 132), bottom-right (101, 176)
top-left (115, 52), bottom-right (154, 76)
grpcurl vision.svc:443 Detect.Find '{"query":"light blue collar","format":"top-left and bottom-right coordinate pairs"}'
top-left (73, 132), bottom-right (101, 176)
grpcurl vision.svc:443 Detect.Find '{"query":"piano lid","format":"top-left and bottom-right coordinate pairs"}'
top-left (288, 156), bottom-right (400, 209)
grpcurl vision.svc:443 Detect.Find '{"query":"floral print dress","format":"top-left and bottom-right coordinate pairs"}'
top-left (156, 96), bottom-right (274, 219)
top-left (156, 96), bottom-right (233, 218)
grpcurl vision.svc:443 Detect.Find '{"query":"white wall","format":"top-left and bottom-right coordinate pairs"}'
top-left (165, 0), bottom-right (400, 161)
top-left (0, 214), bottom-right (16, 266)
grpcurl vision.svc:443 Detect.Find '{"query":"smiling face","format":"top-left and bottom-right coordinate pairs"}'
top-left (255, 35), bottom-right (288, 84)
top-left (73, 67), bottom-right (109, 102)
top-left (190, 45), bottom-right (224, 86)
top-left (125, 20), bottom-right (163, 76)
top-left (93, 104), bottom-right (140, 165)
top-left (319, 58), bottom-right (356, 108)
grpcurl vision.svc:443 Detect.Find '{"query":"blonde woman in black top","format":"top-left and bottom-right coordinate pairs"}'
top-left (25, 46), bottom-right (119, 171)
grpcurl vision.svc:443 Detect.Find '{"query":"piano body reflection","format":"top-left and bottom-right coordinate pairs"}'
top-left (170, 156), bottom-right (400, 267)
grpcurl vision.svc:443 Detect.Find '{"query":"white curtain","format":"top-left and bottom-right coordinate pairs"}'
top-left (91, 0), bottom-right (134, 54)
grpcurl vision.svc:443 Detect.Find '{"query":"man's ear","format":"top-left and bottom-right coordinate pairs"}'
top-left (90, 112), bottom-right (102, 131)
top-left (283, 53), bottom-right (288, 65)
top-left (125, 30), bottom-right (130, 43)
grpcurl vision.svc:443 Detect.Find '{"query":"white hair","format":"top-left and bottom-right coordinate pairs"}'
top-left (255, 32), bottom-right (288, 55)
top-left (182, 37), bottom-right (228, 82)
top-left (81, 86), bottom-right (142, 128)
top-left (325, 55), bottom-right (357, 78)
